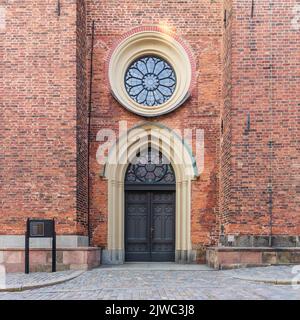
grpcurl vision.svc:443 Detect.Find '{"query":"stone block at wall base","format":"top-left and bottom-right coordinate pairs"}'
top-left (207, 247), bottom-right (300, 270)
top-left (0, 248), bottom-right (101, 273)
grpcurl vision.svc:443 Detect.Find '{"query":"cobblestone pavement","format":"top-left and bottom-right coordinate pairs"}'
top-left (0, 270), bottom-right (84, 292)
top-left (225, 265), bottom-right (300, 284)
top-left (0, 265), bottom-right (300, 300)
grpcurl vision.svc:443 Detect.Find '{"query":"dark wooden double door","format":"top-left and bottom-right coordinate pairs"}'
top-left (125, 190), bottom-right (175, 262)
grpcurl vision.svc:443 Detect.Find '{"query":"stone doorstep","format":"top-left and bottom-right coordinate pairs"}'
top-left (0, 270), bottom-right (85, 293)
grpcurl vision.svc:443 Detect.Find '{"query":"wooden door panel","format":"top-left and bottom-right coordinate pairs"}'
top-left (125, 191), bottom-right (175, 262)
top-left (151, 192), bottom-right (175, 261)
top-left (125, 192), bottom-right (150, 261)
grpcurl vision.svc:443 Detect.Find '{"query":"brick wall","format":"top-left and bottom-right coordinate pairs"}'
top-left (86, 0), bottom-right (223, 250)
top-left (1, 0), bottom-right (298, 251)
top-left (221, 0), bottom-right (300, 239)
top-left (0, 0), bottom-right (84, 236)
top-left (76, 0), bottom-right (88, 236)
top-left (220, 0), bottom-right (233, 232)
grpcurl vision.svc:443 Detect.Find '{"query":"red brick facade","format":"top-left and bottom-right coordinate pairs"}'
top-left (220, 0), bottom-right (300, 245)
top-left (1, 0), bottom-right (299, 265)
top-left (1, 1), bottom-right (79, 235)
top-left (86, 0), bottom-right (222, 260)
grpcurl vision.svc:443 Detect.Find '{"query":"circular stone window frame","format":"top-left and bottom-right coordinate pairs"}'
top-left (124, 55), bottom-right (177, 107)
top-left (107, 27), bottom-right (196, 117)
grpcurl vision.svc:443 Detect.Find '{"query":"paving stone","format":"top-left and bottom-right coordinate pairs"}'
top-left (0, 265), bottom-right (300, 300)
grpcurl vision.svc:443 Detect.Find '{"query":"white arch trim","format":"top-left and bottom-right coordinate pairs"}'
top-left (102, 122), bottom-right (198, 264)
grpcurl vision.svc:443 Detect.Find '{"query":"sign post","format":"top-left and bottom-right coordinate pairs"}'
top-left (25, 218), bottom-right (56, 274)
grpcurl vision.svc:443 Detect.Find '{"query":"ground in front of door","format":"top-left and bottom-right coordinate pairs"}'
top-left (0, 264), bottom-right (300, 300)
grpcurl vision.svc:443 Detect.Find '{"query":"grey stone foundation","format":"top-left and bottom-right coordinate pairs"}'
top-left (207, 246), bottom-right (300, 270)
top-left (175, 250), bottom-right (197, 263)
top-left (219, 235), bottom-right (300, 248)
top-left (102, 249), bottom-right (125, 264)
top-left (0, 235), bottom-right (89, 249)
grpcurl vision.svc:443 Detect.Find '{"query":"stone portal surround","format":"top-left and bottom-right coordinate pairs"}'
top-left (102, 123), bottom-right (199, 264)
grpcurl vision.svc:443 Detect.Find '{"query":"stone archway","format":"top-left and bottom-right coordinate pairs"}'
top-left (102, 123), bottom-right (198, 264)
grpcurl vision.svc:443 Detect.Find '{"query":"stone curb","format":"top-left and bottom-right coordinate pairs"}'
top-left (232, 276), bottom-right (300, 285)
top-left (0, 270), bottom-right (85, 293)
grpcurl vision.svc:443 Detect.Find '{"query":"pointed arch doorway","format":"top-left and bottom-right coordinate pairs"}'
top-left (125, 148), bottom-right (176, 262)
top-left (102, 122), bottom-right (199, 265)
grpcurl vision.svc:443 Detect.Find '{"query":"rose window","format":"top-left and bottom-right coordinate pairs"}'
top-left (125, 56), bottom-right (176, 107)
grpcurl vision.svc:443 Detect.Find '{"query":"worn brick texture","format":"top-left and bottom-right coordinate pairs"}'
top-left (220, 0), bottom-right (300, 238)
top-left (0, 0), bottom-right (299, 252)
top-left (86, 0), bottom-right (222, 250)
top-left (0, 0), bottom-right (88, 236)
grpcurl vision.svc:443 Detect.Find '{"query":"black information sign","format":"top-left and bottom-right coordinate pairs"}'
top-left (25, 218), bottom-right (56, 274)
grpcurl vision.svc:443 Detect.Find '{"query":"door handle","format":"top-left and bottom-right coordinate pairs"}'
top-left (150, 227), bottom-right (155, 237)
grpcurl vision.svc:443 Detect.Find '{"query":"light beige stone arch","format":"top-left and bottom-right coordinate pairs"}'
top-left (102, 123), bottom-right (198, 264)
